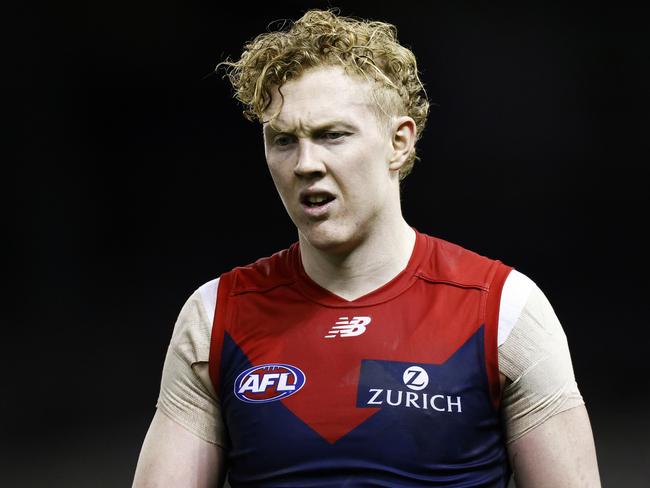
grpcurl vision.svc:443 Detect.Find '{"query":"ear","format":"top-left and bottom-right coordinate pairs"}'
top-left (388, 116), bottom-right (417, 172)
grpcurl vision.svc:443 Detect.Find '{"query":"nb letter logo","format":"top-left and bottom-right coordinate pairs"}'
top-left (325, 316), bottom-right (371, 338)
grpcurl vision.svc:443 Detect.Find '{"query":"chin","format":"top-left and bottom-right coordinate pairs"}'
top-left (299, 222), bottom-right (360, 255)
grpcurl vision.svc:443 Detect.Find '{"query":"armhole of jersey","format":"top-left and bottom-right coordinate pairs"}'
top-left (484, 262), bottom-right (513, 409)
top-left (208, 273), bottom-right (232, 401)
top-left (497, 269), bottom-right (535, 346)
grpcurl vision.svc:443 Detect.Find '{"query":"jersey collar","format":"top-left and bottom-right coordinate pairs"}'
top-left (289, 229), bottom-right (428, 307)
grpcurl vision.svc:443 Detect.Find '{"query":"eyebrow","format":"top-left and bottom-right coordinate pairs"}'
top-left (263, 120), bottom-right (358, 138)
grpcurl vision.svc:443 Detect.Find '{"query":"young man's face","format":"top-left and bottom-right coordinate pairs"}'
top-left (262, 65), bottom-right (400, 254)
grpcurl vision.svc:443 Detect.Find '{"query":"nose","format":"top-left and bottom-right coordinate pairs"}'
top-left (294, 139), bottom-right (326, 177)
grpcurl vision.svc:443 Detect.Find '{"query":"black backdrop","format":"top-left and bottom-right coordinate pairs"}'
top-left (9, 1), bottom-right (649, 486)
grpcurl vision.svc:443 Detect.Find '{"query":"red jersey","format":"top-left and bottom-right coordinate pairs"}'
top-left (209, 230), bottom-right (512, 486)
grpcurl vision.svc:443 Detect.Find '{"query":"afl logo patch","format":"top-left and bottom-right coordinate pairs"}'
top-left (234, 363), bottom-right (306, 403)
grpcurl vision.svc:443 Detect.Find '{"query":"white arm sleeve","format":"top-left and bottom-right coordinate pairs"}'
top-left (155, 278), bottom-right (227, 447)
top-left (498, 272), bottom-right (585, 444)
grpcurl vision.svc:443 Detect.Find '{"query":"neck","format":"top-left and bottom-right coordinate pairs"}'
top-left (298, 218), bottom-right (416, 301)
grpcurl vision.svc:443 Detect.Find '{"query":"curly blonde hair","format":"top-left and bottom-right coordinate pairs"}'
top-left (217, 9), bottom-right (429, 179)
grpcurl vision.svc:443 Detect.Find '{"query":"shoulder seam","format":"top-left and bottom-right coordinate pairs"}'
top-left (414, 272), bottom-right (489, 291)
top-left (231, 279), bottom-right (296, 296)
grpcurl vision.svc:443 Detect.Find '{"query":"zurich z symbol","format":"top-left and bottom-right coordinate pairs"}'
top-left (402, 366), bottom-right (429, 391)
top-left (324, 316), bottom-right (371, 338)
top-left (234, 363), bottom-right (306, 403)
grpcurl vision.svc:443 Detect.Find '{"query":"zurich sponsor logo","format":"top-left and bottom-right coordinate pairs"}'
top-left (358, 360), bottom-right (463, 413)
top-left (402, 366), bottom-right (429, 391)
top-left (234, 363), bottom-right (306, 403)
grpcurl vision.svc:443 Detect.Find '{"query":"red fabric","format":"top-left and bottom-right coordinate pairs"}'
top-left (209, 230), bottom-right (512, 442)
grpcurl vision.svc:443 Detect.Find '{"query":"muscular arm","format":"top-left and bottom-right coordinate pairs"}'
top-left (132, 409), bottom-right (226, 488)
top-left (133, 281), bottom-right (228, 487)
top-left (497, 272), bottom-right (601, 486)
top-left (507, 404), bottom-right (600, 487)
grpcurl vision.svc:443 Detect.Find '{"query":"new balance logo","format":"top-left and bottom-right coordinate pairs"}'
top-left (324, 316), bottom-right (371, 338)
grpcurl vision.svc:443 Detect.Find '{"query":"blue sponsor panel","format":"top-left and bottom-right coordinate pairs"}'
top-left (356, 359), bottom-right (467, 413)
top-left (219, 327), bottom-right (509, 487)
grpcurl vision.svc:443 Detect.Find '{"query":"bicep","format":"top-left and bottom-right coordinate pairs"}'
top-left (499, 281), bottom-right (585, 443)
top-left (132, 409), bottom-right (226, 488)
top-left (134, 283), bottom-right (227, 487)
top-left (507, 405), bottom-right (601, 488)
top-left (498, 279), bottom-right (600, 485)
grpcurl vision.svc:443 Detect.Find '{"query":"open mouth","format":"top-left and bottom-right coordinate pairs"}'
top-left (301, 194), bottom-right (335, 208)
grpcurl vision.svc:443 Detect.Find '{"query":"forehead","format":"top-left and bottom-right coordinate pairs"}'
top-left (263, 66), bottom-right (379, 133)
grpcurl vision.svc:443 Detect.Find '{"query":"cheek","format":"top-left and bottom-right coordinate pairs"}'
top-left (349, 150), bottom-right (394, 205)
top-left (266, 163), bottom-right (293, 198)
top-left (350, 147), bottom-right (390, 180)
top-left (266, 157), bottom-right (282, 179)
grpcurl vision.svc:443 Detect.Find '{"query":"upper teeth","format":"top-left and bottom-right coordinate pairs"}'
top-left (307, 195), bottom-right (327, 203)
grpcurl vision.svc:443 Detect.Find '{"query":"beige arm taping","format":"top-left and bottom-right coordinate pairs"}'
top-left (498, 284), bottom-right (585, 444)
top-left (156, 287), bottom-right (227, 448)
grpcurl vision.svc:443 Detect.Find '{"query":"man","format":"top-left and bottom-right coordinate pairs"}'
top-left (133, 9), bottom-right (601, 487)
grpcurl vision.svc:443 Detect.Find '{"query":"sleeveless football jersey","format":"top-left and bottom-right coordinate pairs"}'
top-left (208, 230), bottom-right (513, 487)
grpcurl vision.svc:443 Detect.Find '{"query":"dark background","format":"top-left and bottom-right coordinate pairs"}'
top-left (9, 1), bottom-right (649, 486)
